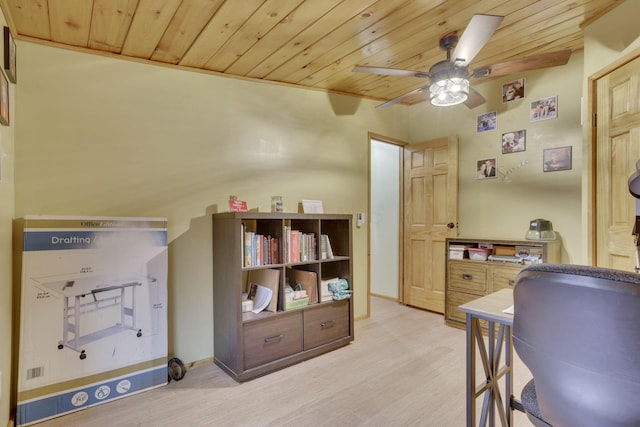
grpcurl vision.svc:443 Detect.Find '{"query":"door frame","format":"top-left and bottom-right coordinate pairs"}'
top-left (368, 132), bottom-right (406, 317)
top-left (588, 45), bottom-right (640, 265)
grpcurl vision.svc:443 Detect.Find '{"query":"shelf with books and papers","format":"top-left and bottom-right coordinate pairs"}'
top-left (212, 212), bottom-right (353, 381)
top-left (241, 218), bottom-right (282, 268)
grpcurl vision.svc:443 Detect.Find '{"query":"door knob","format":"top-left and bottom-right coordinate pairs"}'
top-left (447, 222), bottom-right (455, 229)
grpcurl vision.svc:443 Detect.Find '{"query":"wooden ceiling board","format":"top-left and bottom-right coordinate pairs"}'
top-left (244, 0), bottom-right (381, 79)
top-left (224, 0), bottom-right (343, 76)
top-left (265, 0), bottom-right (416, 83)
top-left (0, 0), bottom-right (625, 107)
top-left (48, 0), bottom-right (92, 47)
top-left (203, 0), bottom-right (305, 72)
top-left (150, 0), bottom-right (225, 64)
top-left (6, 0), bottom-right (51, 39)
top-left (87, 0), bottom-right (137, 53)
top-left (120, 0), bottom-right (182, 59)
top-left (179, 0), bottom-right (265, 68)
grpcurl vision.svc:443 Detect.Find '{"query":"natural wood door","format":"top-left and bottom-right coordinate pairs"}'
top-left (403, 136), bottom-right (458, 313)
top-left (596, 55), bottom-right (640, 270)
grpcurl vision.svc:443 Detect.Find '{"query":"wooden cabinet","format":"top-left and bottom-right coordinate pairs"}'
top-left (212, 212), bottom-right (353, 382)
top-left (445, 238), bottom-right (560, 329)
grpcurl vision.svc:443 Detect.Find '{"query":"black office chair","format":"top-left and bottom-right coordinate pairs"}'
top-left (512, 263), bottom-right (640, 427)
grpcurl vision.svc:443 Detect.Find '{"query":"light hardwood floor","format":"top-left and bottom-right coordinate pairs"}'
top-left (35, 297), bottom-right (534, 426)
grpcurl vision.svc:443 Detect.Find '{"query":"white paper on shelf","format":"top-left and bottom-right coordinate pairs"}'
top-left (251, 284), bottom-right (273, 314)
top-left (502, 304), bottom-right (514, 314)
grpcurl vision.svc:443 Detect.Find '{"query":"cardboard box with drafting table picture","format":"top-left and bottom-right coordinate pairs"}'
top-left (13, 216), bottom-right (169, 426)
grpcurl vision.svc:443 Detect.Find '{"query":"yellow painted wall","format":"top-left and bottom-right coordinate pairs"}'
top-left (13, 42), bottom-right (407, 365)
top-left (407, 52), bottom-right (584, 263)
top-left (4, 3), bottom-right (640, 425)
top-left (0, 6), bottom-right (14, 424)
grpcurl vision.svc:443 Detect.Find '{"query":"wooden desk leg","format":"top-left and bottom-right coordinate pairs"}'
top-left (466, 312), bottom-right (476, 427)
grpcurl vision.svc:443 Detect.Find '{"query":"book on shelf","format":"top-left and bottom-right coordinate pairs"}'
top-left (284, 284), bottom-right (310, 310)
top-left (242, 230), bottom-right (279, 267)
top-left (246, 283), bottom-right (272, 314)
top-left (288, 269), bottom-right (318, 304)
top-left (320, 234), bottom-right (334, 259)
top-left (247, 268), bottom-right (280, 312)
top-left (290, 230), bottom-right (300, 263)
top-left (284, 228), bottom-right (317, 263)
top-left (320, 277), bottom-right (339, 302)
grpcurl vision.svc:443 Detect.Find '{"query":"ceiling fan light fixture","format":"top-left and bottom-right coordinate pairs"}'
top-left (429, 67), bottom-right (469, 106)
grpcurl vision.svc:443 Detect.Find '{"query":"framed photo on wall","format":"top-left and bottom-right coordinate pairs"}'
top-left (543, 146), bottom-right (572, 172)
top-left (3, 27), bottom-right (15, 84)
top-left (0, 69), bottom-right (8, 126)
top-left (502, 130), bottom-right (526, 154)
top-left (477, 111), bottom-right (497, 133)
top-left (530, 96), bottom-right (557, 122)
top-left (502, 78), bottom-right (525, 103)
top-left (476, 158), bottom-right (497, 179)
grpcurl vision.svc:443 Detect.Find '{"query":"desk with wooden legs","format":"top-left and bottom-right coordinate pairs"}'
top-left (458, 288), bottom-right (514, 427)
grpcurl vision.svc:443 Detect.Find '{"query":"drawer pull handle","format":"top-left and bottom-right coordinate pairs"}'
top-left (508, 280), bottom-right (515, 286)
top-left (321, 320), bottom-right (335, 329)
top-left (462, 274), bottom-right (473, 280)
top-left (264, 334), bottom-right (284, 343)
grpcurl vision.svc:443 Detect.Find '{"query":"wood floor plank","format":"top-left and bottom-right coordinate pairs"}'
top-left (34, 297), bottom-right (533, 426)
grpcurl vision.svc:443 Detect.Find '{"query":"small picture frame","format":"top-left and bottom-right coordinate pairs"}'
top-left (502, 130), bottom-right (526, 154)
top-left (543, 146), bottom-right (572, 172)
top-left (530, 96), bottom-right (557, 122)
top-left (476, 158), bottom-right (497, 180)
top-left (502, 78), bottom-right (525, 103)
top-left (3, 27), bottom-right (16, 84)
top-left (0, 69), bottom-right (8, 126)
top-left (477, 111), bottom-right (497, 133)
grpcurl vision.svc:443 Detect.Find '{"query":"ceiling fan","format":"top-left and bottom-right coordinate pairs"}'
top-left (353, 14), bottom-right (572, 108)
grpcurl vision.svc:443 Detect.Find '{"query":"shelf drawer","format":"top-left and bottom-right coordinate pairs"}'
top-left (446, 290), bottom-right (482, 325)
top-left (303, 300), bottom-right (350, 350)
top-left (490, 265), bottom-right (522, 291)
top-left (448, 262), bottom-right (487, 294)
top-left (243, 312), bottom-right (303, 369)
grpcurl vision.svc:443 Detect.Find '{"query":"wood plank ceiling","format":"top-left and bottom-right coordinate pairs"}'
top-left (0, 0), bottom-right (623, 107)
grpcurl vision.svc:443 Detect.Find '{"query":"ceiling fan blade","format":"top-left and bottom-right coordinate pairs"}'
top-left (353, 65), bottom-right (430, 78)
top-left (452, 14), bottom-right (504, 66)
top-left (376, 85), bottom-right (430, 108)
top-left (472, 49), bottom-right (572, 78)
top-left (464, 87), bottom-right (486, 109)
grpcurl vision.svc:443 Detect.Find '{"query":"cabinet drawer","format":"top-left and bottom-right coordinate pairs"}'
top-left (304, 300), bottom-right (350, 350)
top-left (243, 312), bottom-right (303, 369)
top-left (490, 265), bottom-right (522, 292)
top-left (448, 262), bottom-right (487, 294)
top-left (446, 291), bottom-right (481, 325)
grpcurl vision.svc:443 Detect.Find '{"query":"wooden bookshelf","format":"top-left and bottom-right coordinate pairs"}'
top-left (212, 212), bottom-right (354, 382)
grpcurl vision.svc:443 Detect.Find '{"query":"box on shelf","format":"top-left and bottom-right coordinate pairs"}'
top-left (449, 244), bottom-right (470, 260)
top-left (468, 247), bottom-right (492, 261)
top-left (493, 245), bottom-right (516, 256)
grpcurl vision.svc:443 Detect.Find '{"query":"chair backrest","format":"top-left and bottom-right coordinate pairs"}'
top-left (513, 263), bottom-right (640, 427)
